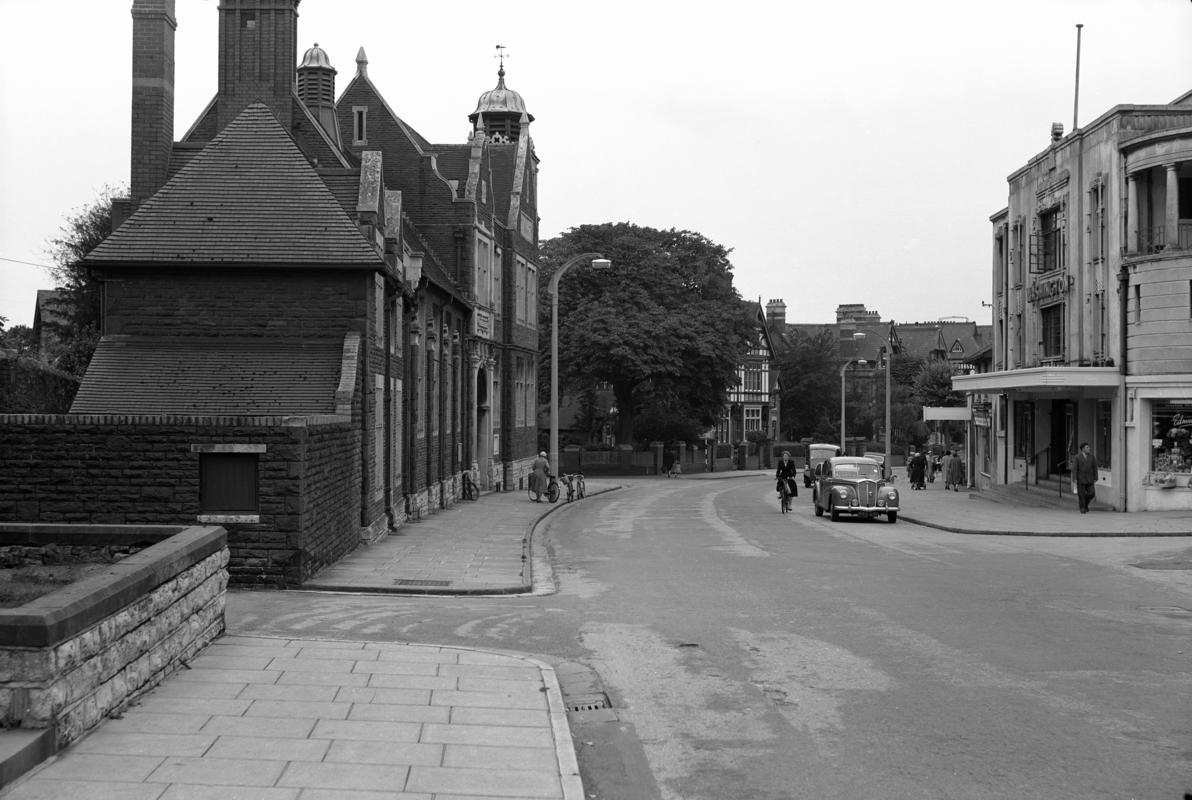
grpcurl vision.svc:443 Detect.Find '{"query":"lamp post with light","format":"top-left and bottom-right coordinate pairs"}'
top-left (854, 331), bottom-right (894, 480)
top-left (549, 252), bottom-right (611, 472)
top-left (839, 358), bottom-right (866, 452)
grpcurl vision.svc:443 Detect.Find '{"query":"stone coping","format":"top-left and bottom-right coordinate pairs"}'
top-left (0, 524), bottom-right (226, 648)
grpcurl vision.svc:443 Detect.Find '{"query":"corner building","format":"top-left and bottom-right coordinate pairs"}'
top-left (954, 92), bottom-right (1192, 511)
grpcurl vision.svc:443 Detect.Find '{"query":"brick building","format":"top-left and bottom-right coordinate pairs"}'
top-left (0, 0), bottom-right (546, 583)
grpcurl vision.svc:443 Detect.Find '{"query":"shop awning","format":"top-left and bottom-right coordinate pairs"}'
top-left (952, 366), bottom-right (1120, 394)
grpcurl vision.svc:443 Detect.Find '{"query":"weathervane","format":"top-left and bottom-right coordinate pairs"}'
top-left (495, 44), bottom-right (508, 73)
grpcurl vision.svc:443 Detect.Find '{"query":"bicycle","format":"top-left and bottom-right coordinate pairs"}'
top-left (778, 477), bottom-right (796, 514)
top-left (574, 472), bottom-right (586, 499)
top-left (461, 471), bottom-right (479, 501)
top-left (527, 473), bottom-right (560, 504)
top-left (561, 473), bottom-right (576, 502)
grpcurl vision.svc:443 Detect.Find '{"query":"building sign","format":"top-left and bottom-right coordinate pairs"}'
top-left (473, 309), bottom-right (493, 339)
top-left (1027, 273), bottom-right (1072, 305)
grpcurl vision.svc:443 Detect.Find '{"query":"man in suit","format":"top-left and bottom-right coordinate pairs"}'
top-left (1074, 442), bottom-right (1099, 514)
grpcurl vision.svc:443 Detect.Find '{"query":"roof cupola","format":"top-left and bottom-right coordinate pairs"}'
top-left (469, 47), bottom-right (533, 143)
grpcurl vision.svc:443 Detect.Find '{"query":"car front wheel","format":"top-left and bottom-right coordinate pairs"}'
top-left (830, 504), bottom-right (840, 522)
top-left (814, 502), bottom-right (824, 517)
top-left (887, 511), bottom-right (897, 524)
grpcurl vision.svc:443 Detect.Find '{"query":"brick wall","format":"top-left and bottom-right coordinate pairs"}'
top-left (0, 414), bottom-right (369, 586)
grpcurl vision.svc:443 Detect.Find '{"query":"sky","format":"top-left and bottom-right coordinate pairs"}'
top-left (2, 0), bottom-right (1191, 331)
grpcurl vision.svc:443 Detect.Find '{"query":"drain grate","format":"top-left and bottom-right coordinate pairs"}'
top-left (393, 579), bottom-right (452, 587)
top-left (566, 693), bottom-right (611, 713)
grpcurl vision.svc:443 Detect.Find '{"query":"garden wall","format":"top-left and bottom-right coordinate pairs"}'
top-left (0, 524), bottom-right (227, 750)
top-left (0, 414), bottom-right (365, 586)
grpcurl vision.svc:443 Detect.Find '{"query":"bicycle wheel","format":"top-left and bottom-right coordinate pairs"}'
top-left (464, 476), bottom-right (478, 501)
top-left (547, 482), bottom-right (560, 503)
top-left (577, 477), bottom-right (585, 498)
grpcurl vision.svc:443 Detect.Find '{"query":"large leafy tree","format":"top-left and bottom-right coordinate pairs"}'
top-left (41, 186), bottom-right (122, 375)
top-left (775, 329), bottom-right (839, 442)
top-left (540, 223), bottom-right (754, 445)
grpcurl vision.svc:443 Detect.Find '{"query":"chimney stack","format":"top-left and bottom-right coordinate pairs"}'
top-left (217, 0), bottom-right (300, 133)
top-left (130, 0), bottom-right (176, 206)
top-left (765, 298), bottom-right (786, 328)
top-left (1051, 122), bottom-right (1064, 143)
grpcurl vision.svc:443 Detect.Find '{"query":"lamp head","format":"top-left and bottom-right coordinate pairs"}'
top-left (591, 258), bottom-right (612, 270)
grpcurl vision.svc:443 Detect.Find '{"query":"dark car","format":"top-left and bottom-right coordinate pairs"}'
top-left (814, 456), bottom-right (900, 523)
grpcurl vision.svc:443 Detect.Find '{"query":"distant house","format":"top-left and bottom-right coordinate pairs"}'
top-left (715, 302), bottom-right (780, 447)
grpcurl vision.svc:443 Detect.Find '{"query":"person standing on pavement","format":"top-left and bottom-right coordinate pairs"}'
top-left (530, 451), bottom-right (551, 502)
top-left (1074, 442), bottom-right (1099, 513)
top-left (945, 450), bottom-right (964, 492)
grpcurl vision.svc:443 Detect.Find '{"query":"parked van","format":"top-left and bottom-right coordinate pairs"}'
top-left (803, 443), bottom-right (842, 487)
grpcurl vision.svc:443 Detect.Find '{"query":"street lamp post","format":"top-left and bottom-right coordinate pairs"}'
top-left (549, 252), bottom-right (611, 473)
top-left (839, 358), bottom-right (866, 452)
top-left (855, 331), bottom-right (894, 480)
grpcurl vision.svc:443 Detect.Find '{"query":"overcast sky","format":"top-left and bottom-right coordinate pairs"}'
top-left (3, 0), bottom-right (1191, 330)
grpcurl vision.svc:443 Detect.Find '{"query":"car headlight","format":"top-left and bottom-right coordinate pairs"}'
top-left (884, 489), bottom-right (898, 500)
top-left (833, 486), bottom-right (851, 498)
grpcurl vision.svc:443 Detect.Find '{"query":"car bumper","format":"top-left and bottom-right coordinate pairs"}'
top-left (840, 504), bottom-right (899, 513)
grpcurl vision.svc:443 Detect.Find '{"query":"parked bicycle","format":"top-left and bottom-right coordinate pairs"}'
top-left (461, 471), bottom-right (479, 501)
top-left (560, 472), bottom-right (587, 502)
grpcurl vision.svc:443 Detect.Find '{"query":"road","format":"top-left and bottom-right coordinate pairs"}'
top-left (228, 477), bottom-right (1192, 800)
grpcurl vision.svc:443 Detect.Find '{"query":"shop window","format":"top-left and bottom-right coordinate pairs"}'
top-left (1151, 400), bottom-right (1192, 474)
top-left (1095, 399), bottom-right (1112, 469)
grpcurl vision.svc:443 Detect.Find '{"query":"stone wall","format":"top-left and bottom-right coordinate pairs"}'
top-left (0, 525), bottom-right (227, 749)
top-left (0, 414), bottom-right (367, 586)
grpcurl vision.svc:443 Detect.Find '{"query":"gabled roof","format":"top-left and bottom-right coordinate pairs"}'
top-left (70, 336), bottom-right (343, 415)
top-left (87, 103), bottom-right (383, 267)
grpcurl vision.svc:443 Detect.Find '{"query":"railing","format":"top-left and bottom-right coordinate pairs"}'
top-left (1136, 226), bottom-right (1165, 254)
top-left (1180, 221), bottom-right (1192, 250)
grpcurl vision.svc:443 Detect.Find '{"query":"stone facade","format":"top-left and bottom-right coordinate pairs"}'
top-left (0, 525), bottom-right (227, 749)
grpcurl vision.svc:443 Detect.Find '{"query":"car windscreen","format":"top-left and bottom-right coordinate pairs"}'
top-left (834, 463), bottom-right (880, 479)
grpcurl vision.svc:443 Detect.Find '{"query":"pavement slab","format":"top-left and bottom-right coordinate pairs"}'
top-left (1, 636), bottom-right (579, 800)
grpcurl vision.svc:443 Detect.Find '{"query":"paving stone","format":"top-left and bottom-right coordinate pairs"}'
top-left (431, 689), bottom-right (548, 711)
top-left (347, 702), bottom-right (449, 724)
top-left (270, 657), bottom-right (358, 673)
top-left (277, 761), bottom-right (410, 792)
top-left (443, 743), bottom-right (561, 772)
top-left (148, 756), bottom-right (286, 786)
top-left (296, 647), bottom-right (381, 661)
top-left (146, 681), bottom-right (248, 699)
top-left (352, 660), bottom-right (442, 677)
top-left (450, 706), bottom-right (558, 728)
top-left (310, 719), bottom-right (421, 742)
top-left (205, 734), bottom-right (330, 762)
top-left (275, 670), bottom-right (369, 687)
top-left (158, 785), bottom-right (300, 799)
top-left (406, 765), bottom-right (562, 798)
top-left (0, 778), bottom-right (167, 800)
top-left (169, 668), bottom-right (282, 685)
top-left (419, 723), bottom-right (554, 748)
top-left (72, 731), bottom-right (216, 757)
top-left (200, 715), bottom-right (317, 739)
top-left (238, 683), bottom-right (337, 702)
top-left (244, 699), bottom-right (351, 719)
top-left (323, 739), bottom-right (444, 767)
top-left (132, 697), bottom-right (253, 717)
top-left (32, 753), bottom-right (164, 782)
top-left (102, 713), bottom-right (212, 734)
top-left (365, 673), bottom-right (457, 691)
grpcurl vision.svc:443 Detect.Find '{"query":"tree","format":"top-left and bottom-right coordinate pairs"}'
top-left (540, 223), bottom-right (754, 445)
top-left (0, 324), bottom-right (36, 355)
top-left (912, 360), bottom-right (966, 407)
top-left (41, 185), bottom-right (123, 375)
top-left (775, 329), bottom-right (839, 441)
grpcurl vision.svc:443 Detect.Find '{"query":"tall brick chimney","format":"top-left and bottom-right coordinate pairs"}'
top-left (765, 298), bottom-right (786, 328)
top-left (130, 0), bottom-right (176, 207)
top-left (217, 0), bottom-right (300, 133)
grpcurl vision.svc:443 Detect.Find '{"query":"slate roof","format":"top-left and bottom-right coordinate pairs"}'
top-left (87, 103), bottom-right (382, 268)
top-left (70, 336), bottom-right (343, 416)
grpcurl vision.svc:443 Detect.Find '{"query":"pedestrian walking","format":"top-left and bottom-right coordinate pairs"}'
top-left (945, 450), bottom-right (963, 491)
top-left (908, 451), bottom-right (927, 489)
top-left (530, 451), bottom-right (551, 502)
top-left (1074, 442), bottom-right (1099, 513)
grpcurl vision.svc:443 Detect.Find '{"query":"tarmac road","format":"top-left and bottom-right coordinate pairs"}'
top-left (228, 476), bottom-right (1192, 800)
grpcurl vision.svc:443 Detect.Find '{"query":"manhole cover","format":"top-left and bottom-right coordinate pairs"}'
top-left (393, 579), bottom-right (452, 587)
